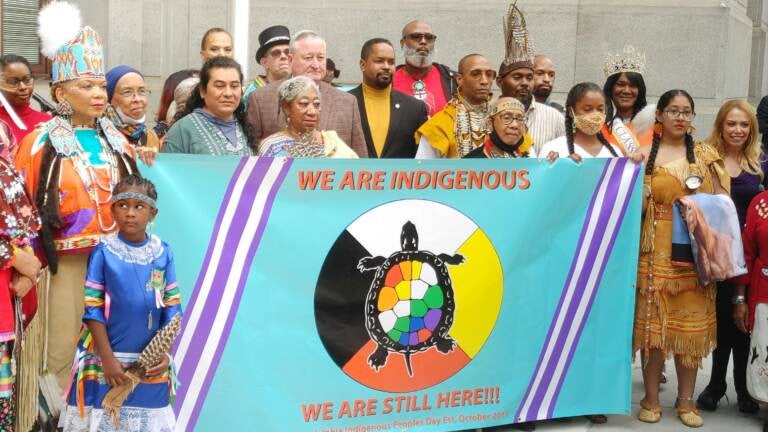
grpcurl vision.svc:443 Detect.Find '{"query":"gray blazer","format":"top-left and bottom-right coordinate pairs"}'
top-left (246, 80), bottom-right (369, 157)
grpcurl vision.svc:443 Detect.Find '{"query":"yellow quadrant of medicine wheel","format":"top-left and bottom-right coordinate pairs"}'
top-left (448, 228), bottom-right (503, 359)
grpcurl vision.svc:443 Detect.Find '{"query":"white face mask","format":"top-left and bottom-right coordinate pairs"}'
top-left (116, 106), bottom-right (145, 125)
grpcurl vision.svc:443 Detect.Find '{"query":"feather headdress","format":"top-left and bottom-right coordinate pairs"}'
top-left (499, 1), bottom-right (534, 78)
top-left (37, 1), bottom-right (104, 83)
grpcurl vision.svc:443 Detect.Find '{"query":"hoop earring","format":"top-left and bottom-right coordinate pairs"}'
top-left (688, 126), bottom-right (697, 136)
top-left (57, 99), bottom-right (74, 117)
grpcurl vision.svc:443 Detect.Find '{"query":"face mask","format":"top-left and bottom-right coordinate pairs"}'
top-left (572, 110), bottom-right (605, 136)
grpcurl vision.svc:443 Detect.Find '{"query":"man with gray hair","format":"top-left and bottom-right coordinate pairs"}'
top-left (393, 20), bottom-right (456, 116)
top-left (246, 30), bottom-right (368, 156)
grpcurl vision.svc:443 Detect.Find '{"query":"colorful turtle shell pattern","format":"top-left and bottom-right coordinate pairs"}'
top-left (357, 221), bottom-right (465, 376)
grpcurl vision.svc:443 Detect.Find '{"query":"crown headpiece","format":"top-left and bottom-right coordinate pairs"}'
top-left (603, 45), bottom-right (646, 78)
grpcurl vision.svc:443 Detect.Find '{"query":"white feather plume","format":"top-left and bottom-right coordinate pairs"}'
top-left (632, 103), bottom-right (657, 137)
top-left (37, 1), bottom-right (82, 59)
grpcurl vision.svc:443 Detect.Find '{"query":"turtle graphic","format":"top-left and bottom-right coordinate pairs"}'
top-left (357, 221), bottom-right (465, 376)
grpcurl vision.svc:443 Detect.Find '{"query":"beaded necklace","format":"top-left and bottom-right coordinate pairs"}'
top-left (453, 95), bottom-right (489, 157)
top-left (286, 130), bottom-right (325, 158)
top-left (68, 126), bottom-right (120, 232)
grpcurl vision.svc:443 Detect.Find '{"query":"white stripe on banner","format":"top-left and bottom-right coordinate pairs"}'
top-left (176, 161), bottom-right (285, 431)
top-left (175, 158), bottom-right (259, 371)
top-left (537, 161), bottom-right (636, 417)
top-left (517, 159), bottom-right (619, 421)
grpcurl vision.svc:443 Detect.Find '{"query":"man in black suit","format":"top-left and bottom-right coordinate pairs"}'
top-left (350, 38), bottom-right (428, 158)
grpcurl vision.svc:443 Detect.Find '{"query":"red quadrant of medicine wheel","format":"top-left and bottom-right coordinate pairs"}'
top-left (342, 340), bottom-right (471, 392)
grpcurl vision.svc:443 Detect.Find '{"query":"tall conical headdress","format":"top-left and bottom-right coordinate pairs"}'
top-left (499, 1), bottom-right (534, 78)
top-left (38, 1), bottom-right (105, 83)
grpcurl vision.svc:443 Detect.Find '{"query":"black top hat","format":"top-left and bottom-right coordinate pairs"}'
top-left (256, 25), bottom-right (291, 62)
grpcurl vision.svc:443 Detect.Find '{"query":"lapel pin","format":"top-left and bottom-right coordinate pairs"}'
top-left (395, 103), bottom-right (400, 109)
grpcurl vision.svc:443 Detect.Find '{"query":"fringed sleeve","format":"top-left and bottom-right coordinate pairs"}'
top-left (696, 141), bottom-right (730, 194)
top-left (159, 244), bottom-right (182, 327)
top-left (82, 247), bottom-right (107, 324)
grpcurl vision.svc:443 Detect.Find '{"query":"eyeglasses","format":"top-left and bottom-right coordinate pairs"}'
top-left (664, 109), bottom-right (695, 120)
top-left (117, 89), bottom-right (151, 99)
top-left (406, 33), bottom-right (437, 42)
top-left (497, 113), bottom-right (527, 125)
top-left (268, 48), bottom-right (290, 58)
top-left (2, 75), bottom-right (33, 88)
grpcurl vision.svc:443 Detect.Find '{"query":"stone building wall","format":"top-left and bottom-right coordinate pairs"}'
top-left (66, 0), bottom-right (767, 135)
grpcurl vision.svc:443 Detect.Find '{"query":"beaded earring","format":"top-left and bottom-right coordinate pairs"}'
top-left (57, 99), bottom-right (74, 117)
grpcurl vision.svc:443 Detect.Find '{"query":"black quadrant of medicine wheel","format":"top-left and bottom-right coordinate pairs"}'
top-left (315, 229), bottom-right (374, 368)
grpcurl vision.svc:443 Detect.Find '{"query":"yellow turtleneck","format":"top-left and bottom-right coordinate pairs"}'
top-left (362, 83), bottom-right (391, 157)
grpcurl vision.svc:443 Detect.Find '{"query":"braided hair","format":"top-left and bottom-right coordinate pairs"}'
top-left (644, 89), bottom-right (696, 175)
top-left (565, 82), bottom-right (618, 157)
top-left (113, 173), bottom-right (158, 202)
top-left (35, 138), bottom-right (138, 274)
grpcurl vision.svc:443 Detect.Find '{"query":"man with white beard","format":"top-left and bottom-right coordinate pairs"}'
top-left (393, 20), bottom-right (456, 116)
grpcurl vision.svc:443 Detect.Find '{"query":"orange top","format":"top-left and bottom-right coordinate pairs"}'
top-left (14, 128), bottom-right (123, 254)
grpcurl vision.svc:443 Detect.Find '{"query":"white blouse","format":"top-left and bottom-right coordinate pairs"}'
top-left (539, 135), bottom-right (623, 159)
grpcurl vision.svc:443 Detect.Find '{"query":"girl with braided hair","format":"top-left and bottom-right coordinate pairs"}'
top-left (60, 174), bottom-right (181, 431)
top-left (540, 82), bottom-right (623, 161)
top-left (634, 89), bottom-right (729, 428)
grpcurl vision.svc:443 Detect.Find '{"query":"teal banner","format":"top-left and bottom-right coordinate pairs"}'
top-left (143, 155), bottom-right (642, 432)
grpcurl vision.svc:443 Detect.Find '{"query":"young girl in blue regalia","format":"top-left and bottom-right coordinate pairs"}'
top-left (60, 174), bottom-right (182, 432)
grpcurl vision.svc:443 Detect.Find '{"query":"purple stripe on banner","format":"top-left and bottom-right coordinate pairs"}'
top-left (184, 158), bottom-right (293, 431)
top-left (546, 162), bottom-right (640, 417)
top-left (175, 157), bottom-right (273, 411)
top-left (514, 160), bottom-right (613, 422)
top-left (179, 157), bottom-right (249, 327)
top-left (524, 160), bottom-right (626, 419)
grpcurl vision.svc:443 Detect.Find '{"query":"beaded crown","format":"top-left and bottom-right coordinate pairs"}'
top-left (603, 45), bottom-right (646, 78)
top-left (38, 2), bottom-right (105, 83)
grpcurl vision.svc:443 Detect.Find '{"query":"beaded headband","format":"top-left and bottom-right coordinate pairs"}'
top-left (112, 191), bottom-right (157, 208)
top-left (490, 97), bottom-right (525, 117)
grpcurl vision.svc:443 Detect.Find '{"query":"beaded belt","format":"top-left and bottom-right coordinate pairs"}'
top-left (55, 234), bottom-right (103, 251)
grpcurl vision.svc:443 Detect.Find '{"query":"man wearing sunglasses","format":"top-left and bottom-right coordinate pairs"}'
top-left (244, 25), bottom-right (292, 108)
top-left (393, 20), bottom-right (456, 117)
